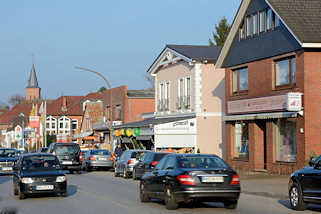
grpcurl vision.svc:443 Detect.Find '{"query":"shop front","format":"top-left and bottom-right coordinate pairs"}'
top-left (154, 117), bottom-right (197, 153)
top-left (225, 93), bottom-right (303, 174)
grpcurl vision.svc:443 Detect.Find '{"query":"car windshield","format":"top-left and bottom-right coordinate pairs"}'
top-left (55, 144), bottom-right (79, 155)
top-left (91, 150), bottom-right (110, 155)
top-left (154, 153), bottom-right (169, 161)
top-left (0, 149), bottom-right (17, 158)
top-left (22, 155), bottom-right (60, 171)
top-left (177, 156), bottom-right (229, 169)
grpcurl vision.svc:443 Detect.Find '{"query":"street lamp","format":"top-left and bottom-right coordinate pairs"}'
top-left (74, 66), bottom-right (113, 150)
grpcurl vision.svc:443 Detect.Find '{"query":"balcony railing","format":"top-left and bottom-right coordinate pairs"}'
top-left (176, 96), bottom-right (191, 110)
top-left (158, 99), bottom-right (169, 112)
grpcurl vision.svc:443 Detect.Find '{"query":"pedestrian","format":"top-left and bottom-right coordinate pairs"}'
top-left (114, 144), bottom-right (123, 158)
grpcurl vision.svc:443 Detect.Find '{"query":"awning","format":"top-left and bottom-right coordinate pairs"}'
top-left (224, 111), bottom-right (300, 121)
top-left (73, 131), bottom-right (93, 139)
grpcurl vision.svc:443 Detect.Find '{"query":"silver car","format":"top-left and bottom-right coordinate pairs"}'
top-left (83, 149), bottom-right (113, 171)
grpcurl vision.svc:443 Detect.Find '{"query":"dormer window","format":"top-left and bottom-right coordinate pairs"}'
top-left (239, 21), bottom-right (245, 40)
top-left (253, 14), bottom-right (258, 35)
top-left (246, 16), bottom-right (252, 37)
top-left (267, 9), bottom-right (273, 30)
top-left (259, 10), bottom-right (266, 33)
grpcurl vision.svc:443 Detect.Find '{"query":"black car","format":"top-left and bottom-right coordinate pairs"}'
top-left (133, 152), bottom-right (169, 180)
top-left (140, 154), bottom-right (240, 210)
top-left (37, 147), bottom-right (48, 153)
top-left (0, 148), bottom-right (18, 175)
top-left (48, 143), bottom-right (82, 174)
top-left (288, 156), bottom-right (321, 210)
top-left (12, 153), bottom-right (67, 200)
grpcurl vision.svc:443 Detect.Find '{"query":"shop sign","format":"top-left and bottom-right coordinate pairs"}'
top-left (228, 93), bottom-right (302, 114)
top-left (14, 125), bottom-right (22, 141)
top-left (29, 116), bottom-right (40, 128)
top-left (155, 118), bottom-right (197, 135)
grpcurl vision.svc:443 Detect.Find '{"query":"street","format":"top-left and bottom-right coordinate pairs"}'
top-left (0, 172), bottom-right (320, 214)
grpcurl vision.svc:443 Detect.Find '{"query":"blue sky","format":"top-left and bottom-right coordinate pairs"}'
top-left (0, 0), bottom-right (241, 104)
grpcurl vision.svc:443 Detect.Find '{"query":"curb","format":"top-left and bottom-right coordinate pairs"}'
top-left (242, 191), bottom-right (288, 200)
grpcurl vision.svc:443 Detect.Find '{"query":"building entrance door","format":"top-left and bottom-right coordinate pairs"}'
top-left (257, 121), bottom-right (267, 170)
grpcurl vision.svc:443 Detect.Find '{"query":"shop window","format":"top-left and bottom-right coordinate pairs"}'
top-left (232, 67), bottom-right (248, 94)
top-left (234, 122), bottom-right (249, 159)
top-left (275, 119), bottom-right (296, 162)
top-left (275, 57), bottom-right (296, 87)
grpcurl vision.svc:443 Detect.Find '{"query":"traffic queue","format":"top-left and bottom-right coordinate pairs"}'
top-left (2, 143), bottom-right (319, 211)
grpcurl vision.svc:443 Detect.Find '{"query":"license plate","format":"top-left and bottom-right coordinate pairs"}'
top-left (35, 185), bottom-right (54, 190)
top-left (202, 176), bottom-right (224, 183)
top-left (1, 167), bottom-right (12, 171)
top-left (99, 158), bottom-right (107, 161)
top-left (62, 161), bottom-right (72, 165)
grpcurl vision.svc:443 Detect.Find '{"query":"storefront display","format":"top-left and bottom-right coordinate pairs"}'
top-left (275, 119), bottom-right (296, 162)
top-left (234, 122), bottom-right (249, 159)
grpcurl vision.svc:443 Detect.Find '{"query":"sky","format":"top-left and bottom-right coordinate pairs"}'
top-left (0, 0), bottom-right (241, 105)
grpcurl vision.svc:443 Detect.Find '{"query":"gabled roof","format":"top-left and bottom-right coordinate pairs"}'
top-left (147, 44), bottom-right (221, 74)
top-left (0, 103), bottom-right (33, 125)
top-left (216, 0), bottom-right (321, 68)
top-left (27, 64), bottom-right (39, 88)
top-left (267, 0), bottom-right (321, 45)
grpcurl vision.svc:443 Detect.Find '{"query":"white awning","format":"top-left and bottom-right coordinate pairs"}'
top-left (224, 111), bottom-right (299, 121)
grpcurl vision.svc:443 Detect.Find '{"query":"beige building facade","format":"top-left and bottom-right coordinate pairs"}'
top-left (148, 45), bottom-right (225, 157)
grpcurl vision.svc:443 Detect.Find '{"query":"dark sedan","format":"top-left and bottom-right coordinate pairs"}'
top-left (288, 156), bottom-right (321, 210)
top-left (140, 154), bottom-right (240, 210)
top-left (133, 152), bottom-right (169, 180)
top-left (12, 153), bottom-right (67, 200)
top-left (0, 148), bottom-right (18, 175)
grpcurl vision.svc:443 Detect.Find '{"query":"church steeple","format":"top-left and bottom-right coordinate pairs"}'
top-left (27, 64), bottom-right (39, 88)
top-left (26, 64), bottom-right (41, 101)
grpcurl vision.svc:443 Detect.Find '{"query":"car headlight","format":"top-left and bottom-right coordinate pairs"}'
top-left (56, 176), bottom-right (66, 182)
top-left (21, 177), bottom-right (34, 184)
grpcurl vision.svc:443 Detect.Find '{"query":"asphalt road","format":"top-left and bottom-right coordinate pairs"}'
top-left (0, 171), bottom-right (320, 214)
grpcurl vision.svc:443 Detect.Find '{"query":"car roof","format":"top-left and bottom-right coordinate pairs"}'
top-left (170, 154), bottom-right (219, 158)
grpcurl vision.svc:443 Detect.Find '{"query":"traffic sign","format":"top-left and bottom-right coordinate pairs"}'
top-left (15, 125), bottom-right (22, 141)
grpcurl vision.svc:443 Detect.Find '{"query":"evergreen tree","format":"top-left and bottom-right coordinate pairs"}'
top-left (209, 17), bottom-right (231, 46)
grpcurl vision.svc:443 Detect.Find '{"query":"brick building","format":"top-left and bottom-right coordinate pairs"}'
top-left (216, 0), bottom-right (321, 174)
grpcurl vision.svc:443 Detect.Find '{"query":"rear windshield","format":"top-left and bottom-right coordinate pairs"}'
top-left (177, 156), bottom-right (229, 169)
top-left (91, 150), bottom-right (110, 155)
top-left (22, 156), bottom-right (60, 171)
top-left (154, 153), bottom-right (169, 161)
top-left (0, 149), bottom-right (17, 158)
top-left (54, 144), bottom-right (80, 155)
top-left (131, 151), bottom-right (147, 158)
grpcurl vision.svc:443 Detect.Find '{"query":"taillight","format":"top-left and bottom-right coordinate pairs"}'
top-left (128, 159), bottom-right (134, 165)
top-left (110, 157), bottom-right (114, 161)
top-left (230, 174), bottom-right (240, 185)
top-left (79, 151), bottom-right (82, 162)
top-left (89, 156), bottom-right (95, 161)
top-left (151, 161), bottom-right (158, 166)
top-left (177, 175), bottom-right (195, 186)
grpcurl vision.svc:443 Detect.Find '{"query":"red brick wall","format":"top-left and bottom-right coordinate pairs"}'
top-left (303, 51), bottom-right (321, 160)
top-left (127, 98), bottom-right (155, 123)
top-left (26, 88), bottom-right (41, 101)
top-left (103, 86), bottom-right (127, 122)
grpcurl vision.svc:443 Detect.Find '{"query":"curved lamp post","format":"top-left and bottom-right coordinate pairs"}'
top-left (74, 66), bottom-right (113, 149)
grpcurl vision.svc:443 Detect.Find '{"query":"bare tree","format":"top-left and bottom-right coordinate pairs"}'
top-left (0, 101), bottom-right (9, 110)
top-left (145, 74), bottom-right (155, 90)
top-left (8, 94), bottom-right (25, 106)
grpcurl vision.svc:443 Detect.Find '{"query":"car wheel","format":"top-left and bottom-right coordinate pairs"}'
top-left (61, 191), bottom-right (67, 197)
top-left (139, 182), bottom-right (150, 203)
top-left (87, 166), bottom-right (92, 172)
top-left (164, 186), bottom-right (178, 210)
top-left (289, 183), bottom-right (307, 211)
top-left (224, 200), bottom-right (238, 209)
top-left (18, 186), bottom-right (25, 200)
top-left (13, 183), bottom-right (18, 196)
top-left (123, 169), bottom-right (128, 179)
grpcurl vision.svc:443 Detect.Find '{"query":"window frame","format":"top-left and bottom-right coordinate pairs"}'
top-left (274, 56), bottom-right (296, 89)
top-left (232, 67), bottom-right (249, 95)
top-left (233, 121), bottom-right (249, 160)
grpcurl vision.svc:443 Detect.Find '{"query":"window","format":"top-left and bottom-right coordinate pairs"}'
top-left (52, 123), bottom-right (55, 129)
top-left (275, 14), bottom-right (280, 27)
top-left (246, 16), bottom-right (252, 37)
top-left (259, 11), bottom-right (266, 33)
top-left (239, 22), bottom-right (245, 40)
top-left (234, 122), bottom-right (249, 159)
top-left (46, 122), bottom-right (50, 129)
top-left (59, 122), bottom-right (63, 129)
top-left (158, 82), bottom-right (169, 111)
top-left (232, 67), bottom-right (248, 93)
top-left (71, 119), bottom-right (78, 130)
top-left (275, 119), bottom-right (296, 162)
top-left (185, 77), bottom-right (191, 109)
top-left (165, 82), bottom-right (170, 110)
top-left (267, 9), bottom-right (273, 30)
top-left (116, 105), bottom-right (122, 120)
top-left (275, 57), bottom-right (296, 87)
top-left (253, 14), bottom-right (258, 35)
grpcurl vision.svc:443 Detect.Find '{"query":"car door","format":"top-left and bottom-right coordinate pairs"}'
top-left (146, 156), bottom-right (168, 197)
top-left (301, 158), bottom-right (321, 198)
top-left (156, 156), bottom-right (176, 198)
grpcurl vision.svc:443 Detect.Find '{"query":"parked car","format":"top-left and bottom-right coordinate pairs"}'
top-left (0, 148), bottom-right (18, 175)
top-left (83, 149), bottom-right (113, 171)
top-left (48, 143), bottom-right (82, 174)
top-left (114, 150), bottom-right (148, 178)
top-left (140, 154), bottom-right (241, 210)
top-left (133, 152), bottom-right (169, 180)
top-left (37, 147), bottom-right (48, 153)
top-left (288, 156), bottom-right (321, 210)
top-left (12, 153), bottom-right (67, 199)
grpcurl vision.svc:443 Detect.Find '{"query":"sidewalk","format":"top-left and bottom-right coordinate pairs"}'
top-left (240, 173), bottom-right (289, 200)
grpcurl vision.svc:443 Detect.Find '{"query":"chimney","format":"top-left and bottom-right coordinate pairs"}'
top-left (62, 97), bottom-right (67, 109)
